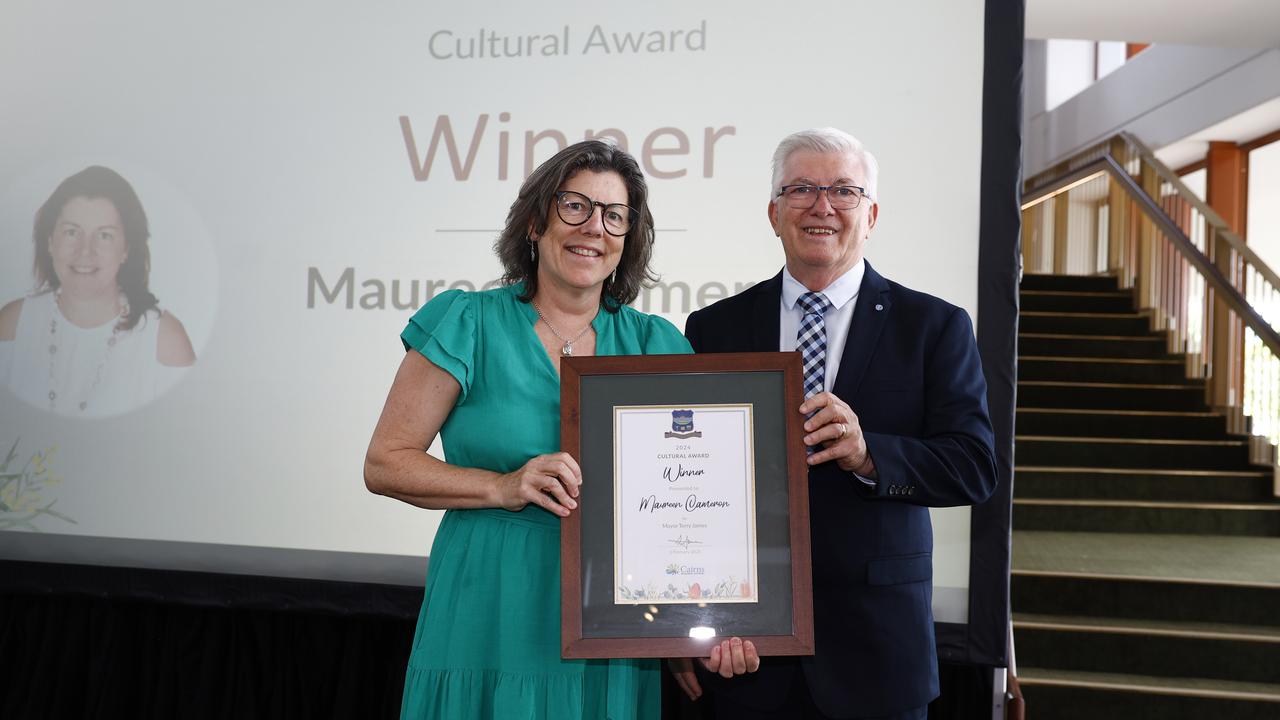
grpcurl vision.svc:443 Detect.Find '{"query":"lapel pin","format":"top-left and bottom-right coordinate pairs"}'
top-left (874, 304), bottom-right (884, 311)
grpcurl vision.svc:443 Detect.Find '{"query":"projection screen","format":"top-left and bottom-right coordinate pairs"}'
top-left (0, 0), bottom-right (993, 639)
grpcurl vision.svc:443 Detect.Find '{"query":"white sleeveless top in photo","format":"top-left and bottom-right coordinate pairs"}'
top-left (0, 292), bottom-right (174, 418)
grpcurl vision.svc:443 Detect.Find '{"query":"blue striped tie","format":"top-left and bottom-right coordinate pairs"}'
top-left (797, 292), bottom-right (832, 401)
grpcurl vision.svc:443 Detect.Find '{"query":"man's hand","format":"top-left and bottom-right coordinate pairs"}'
top-left (800, 392), bottom-right (876, 477)
top-left (667, 637), bottom-right (761, 701)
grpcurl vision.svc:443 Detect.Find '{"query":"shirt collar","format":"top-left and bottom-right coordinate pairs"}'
top-left (781, 260), bottom-right (865, 312)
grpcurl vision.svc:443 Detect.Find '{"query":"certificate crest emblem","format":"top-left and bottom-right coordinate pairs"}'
top-left (664, 409), bottom-right (702, 439)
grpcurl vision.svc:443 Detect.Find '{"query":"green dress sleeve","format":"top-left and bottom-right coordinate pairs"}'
top-left (400, 289), bottom-right (478, 400)
top-left (642, 314), bottom-right (694, 355)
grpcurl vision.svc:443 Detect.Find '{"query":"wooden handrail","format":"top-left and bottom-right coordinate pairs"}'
top-left (1022, 158), bottom-right (1109, 209)
top-left (1122, 132), bottom-right (1280, 292)
top-left (1101, 153), bottom-right (1280, 358)
top-left (1023, 153), bottom-right (1280, 359)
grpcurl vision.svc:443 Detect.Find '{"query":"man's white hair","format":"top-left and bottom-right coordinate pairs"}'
top-left (770, 127), bottom-right (879, 202)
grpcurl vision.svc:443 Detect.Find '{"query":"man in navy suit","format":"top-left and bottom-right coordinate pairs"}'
top-left (669, 128), bottom-right (997, 719)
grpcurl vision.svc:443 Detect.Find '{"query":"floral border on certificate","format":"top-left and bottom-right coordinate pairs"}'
top-left (618, 575), bottom-right (752, 602)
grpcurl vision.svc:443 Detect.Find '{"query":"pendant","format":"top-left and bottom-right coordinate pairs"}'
top-left (561, 341), bottom-right (574, 356)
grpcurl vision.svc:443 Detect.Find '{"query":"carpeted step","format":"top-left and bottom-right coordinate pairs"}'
top-left (1015, 436), bottom-right (1254, 470)
top-left (1021, 274), bottom-right (1122, 293)
top-left (1015, 466), bottom-right (1275, 502)
top-left (1012, 271), bottom-right (1280, 718)
top-left (1011, 571), bottom-right (1280, 627)
top-left (1015, 409), bottom-right (1230, 439)
top-left (1018, 357), bottom-right (1192, 384)
top-left (1021, 290), bottom-right (1136, 313)
top-left (1012, 531), bottom-right (1280, 587)
top-left (1019, 333), bottom-right (1175, 359)
top-left (1012, 532), bottom-right (1280, 694)
top-left (1021, 312), bottom-right (1151, 336)
top-left (1017, 668), bottom-right (1280, 720)
top-left (1013, 614), bottom-right (1280, 685)
top-left (1013, 498), bottom-right (1280, 536)
top-left (1018, 381), bottom-right (1208, 411)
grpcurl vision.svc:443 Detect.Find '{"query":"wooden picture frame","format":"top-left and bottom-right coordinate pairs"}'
top-left (560, 352), bottom-right (814, 659)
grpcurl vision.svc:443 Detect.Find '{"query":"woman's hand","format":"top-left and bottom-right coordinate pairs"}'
top-left (495, 452), bottom-right (582, 517)
top-left (367, 353), bottom-right (579, 513)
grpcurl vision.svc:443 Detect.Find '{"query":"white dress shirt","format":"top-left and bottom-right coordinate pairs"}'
top-left (779, 260), bottom-right (865, 391)
top-left (780, 260), bottom-right (877, 485)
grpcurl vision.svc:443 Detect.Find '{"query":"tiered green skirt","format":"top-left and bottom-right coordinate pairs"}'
top-left (400, 508), bottom-right (659, 719)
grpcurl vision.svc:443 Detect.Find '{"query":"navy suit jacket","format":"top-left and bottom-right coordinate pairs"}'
top-left (683, 263), bottom-right (997, 718)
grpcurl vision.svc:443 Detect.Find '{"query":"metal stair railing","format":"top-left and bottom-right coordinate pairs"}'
top-left (1021, 133), bottom-right (1280, 488)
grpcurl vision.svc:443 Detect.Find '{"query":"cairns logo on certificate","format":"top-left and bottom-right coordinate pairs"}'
top-left (613, 404), bottom-right (758, 604)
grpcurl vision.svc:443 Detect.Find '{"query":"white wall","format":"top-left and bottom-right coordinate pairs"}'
top-left (1043, 39), bottom-right (1127, 112)
top-left (1182, 168), bottom-right (1207, 202)
top-left (1097, 42), bottom-right (1127, 80)
top-left (1045, 40), bottom-right (1096, 111)
top-left (1025, 44), bottom-right (1280, 176)
top-left (1248, 140), bottom-right (1280, 270)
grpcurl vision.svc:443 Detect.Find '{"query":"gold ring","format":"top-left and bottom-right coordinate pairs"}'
top-left (837, 423), bottom-right (847, 440)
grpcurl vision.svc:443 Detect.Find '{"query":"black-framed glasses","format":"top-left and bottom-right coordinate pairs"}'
top-left (554, 191), bottom-right (636, 236)
top-left (776, 184), bottom-right (871, 210)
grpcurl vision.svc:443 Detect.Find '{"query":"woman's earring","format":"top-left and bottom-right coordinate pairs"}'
top-left (610, 268), bottom-right (617, 285)
top-left (528, 238), bottom-right (537, 263)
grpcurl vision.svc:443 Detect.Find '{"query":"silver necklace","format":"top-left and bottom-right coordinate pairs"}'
top-left (530, 300), bottom-right (593, 356)
top-left (48, 291), bottom-right (126, 413)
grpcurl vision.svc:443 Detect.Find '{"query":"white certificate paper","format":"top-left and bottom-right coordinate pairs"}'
top-left (613, 404), bottom-right (757, 605)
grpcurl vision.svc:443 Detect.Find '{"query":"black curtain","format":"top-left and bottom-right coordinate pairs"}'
top-left (660, 662), bottom-right (994, 719)
top-left (1, 585), bottom-right (993, 720)
top-left (0, 562), bottom-right (419, 720)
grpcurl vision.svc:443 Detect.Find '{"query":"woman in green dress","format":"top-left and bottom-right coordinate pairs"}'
top-left (365, 140), bottom-right (694, 719)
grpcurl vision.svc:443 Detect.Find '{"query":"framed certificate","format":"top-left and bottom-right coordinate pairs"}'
top-left (560, 352), bottom-right (814, 659)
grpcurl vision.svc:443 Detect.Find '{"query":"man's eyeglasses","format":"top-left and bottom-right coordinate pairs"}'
top-left (554, 191), bottom-right (636, 236)
top-left (776, 184), bottom-right (871, 211)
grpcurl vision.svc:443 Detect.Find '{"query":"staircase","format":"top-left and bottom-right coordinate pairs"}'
top-left (1011, 273), bottom-right (1280, 719)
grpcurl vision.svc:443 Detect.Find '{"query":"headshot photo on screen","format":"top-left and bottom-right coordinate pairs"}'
top-left (0, 166), bottom-right (196, 418)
